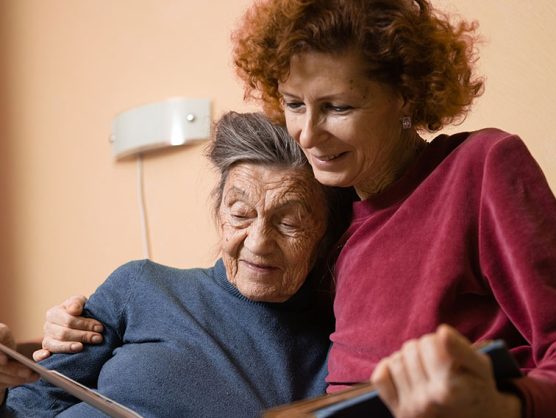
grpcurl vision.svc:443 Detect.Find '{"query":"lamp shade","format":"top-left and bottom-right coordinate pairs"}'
top-left (110, 97), bottom-right (211, 159)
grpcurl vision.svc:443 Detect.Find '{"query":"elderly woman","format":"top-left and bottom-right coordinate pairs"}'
top-left (0, 112), bottom-right (353, 417)
top-left (230, 0), bottom-right (556, 417)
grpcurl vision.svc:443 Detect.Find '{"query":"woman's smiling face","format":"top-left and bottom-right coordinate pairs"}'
top-left (218, 163), bottom-right (327, 303)
top-left (278, 49), bottom-right (410, 197)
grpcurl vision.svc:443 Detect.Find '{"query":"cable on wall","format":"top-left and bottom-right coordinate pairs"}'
top-left (110, 98), bottom-right (211, 261)
top-left (136, 154), bottom-right (152, 259)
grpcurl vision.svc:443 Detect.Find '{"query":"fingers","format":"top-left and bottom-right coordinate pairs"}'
top-left (436, 324), bottom-right (491, 379)
top-left (371, 325), bottom-right (499, 418)
top-left (0, 362), bottom-right (39, 387)
top-left (0, 323), bottom-right (17, 350)
top-left (0, 324), bottom-right (17, 367)
top-left (419, 331), bottom-right (451, 381)
top-left (372, 339), bottom-right (436, 416)
top-left (42, 335), bottom-right (87, 354)
top-left (0, 324), bottom-right (39, 392)
top-left (43, 321), bottom-right (102, 345)
top-left (61, 295), bottom-right (88, 316)
top-left (32, 348), bottom-right (53, 362)
top-left (42, 296), bottom-right (104, 354)
top-left (399, 339), bottom-right (430, 388)
top-left (371, 357), bottom-right (400, 411)
top-left (382, 343), bottom-right (417, 396)
top-left (45, 297), bottom-right (104, 333)
top-left (0, 364), bottom-right (39, 406)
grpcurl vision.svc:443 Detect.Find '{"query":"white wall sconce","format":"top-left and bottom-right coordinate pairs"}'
top-left (109, 97), bottom-right (211, 160)
top-left (108, 97), bottom-right (212, 259)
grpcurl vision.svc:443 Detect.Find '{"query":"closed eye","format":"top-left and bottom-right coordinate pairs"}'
top-left (280, 221), bottom-right (299, 228)
top-left (229, 207), bottom-right (254, 224)
top-left (231, 213), bottom-right (250, 220)
top-left (324, 103), bottom-right (352, 113)
top-left (276, 217), bottom-right (302, 234)
top-left (283, 101), bottom-right (304, 111)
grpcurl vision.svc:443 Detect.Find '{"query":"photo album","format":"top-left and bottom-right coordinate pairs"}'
top-left (263, 340), bottom-right (522, 418)
top-left (2, 339), bottom-right (521, 418)
top-left (0, 342), bottom-right (142, 418)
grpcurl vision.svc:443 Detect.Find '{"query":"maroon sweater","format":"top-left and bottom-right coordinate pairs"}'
top-left (327, 128), bottom-right (556, 417)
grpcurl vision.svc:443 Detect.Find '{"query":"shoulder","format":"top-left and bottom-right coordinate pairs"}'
top-left (452, 128), bottom-right (524, 155)
top-left (462, 128), bottom-right (535, 159)
top-left (462, 129), bottom-right (542, 176)
top-left (93, 260), bottom-right (214, 298)
top-left (419, 128), bottom-right (549, 201)
top-left (86, 261), bottom-right (220, 313)
top-left (109, 259), bottom-right (215, 279)
top-left (444, 129), bottom-right (554, 208)
top-left (98, 260), bottom-right (150, 292)
top-left (108, 259), bottom-right (149, 279)
top-left (439, 128), bottom-right (535, 171)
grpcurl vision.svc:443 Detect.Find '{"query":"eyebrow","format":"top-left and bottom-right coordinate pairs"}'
top-left (277, 89), bottom-right (298, 100)
top-left (225, 186), bottom-right (249, 198)
top-left (272, 199), bottom-right (314, 216)
top-left (278, 88), bottom-right (356, 103)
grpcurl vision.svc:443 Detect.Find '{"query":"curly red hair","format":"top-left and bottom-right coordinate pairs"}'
top-left (232, 0), bottom-right (484, 131)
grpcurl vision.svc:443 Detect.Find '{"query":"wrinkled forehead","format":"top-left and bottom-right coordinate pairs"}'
top-left (223, 163), bottom-right (325, 212)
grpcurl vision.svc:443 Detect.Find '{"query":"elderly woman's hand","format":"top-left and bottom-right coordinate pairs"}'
top-left (33, 295), bottom-right (104, 362)
top-left (0, 323), bottom-right (39, 404)
top-left (371, 324), bottom-right (521, 418)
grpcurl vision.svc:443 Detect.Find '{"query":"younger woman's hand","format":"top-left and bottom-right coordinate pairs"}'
top-left (371, 324), bottom-right (521, 418)
top-left (33, 295), bottom-right (104, 362)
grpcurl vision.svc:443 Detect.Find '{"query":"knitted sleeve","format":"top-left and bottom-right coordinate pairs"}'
top-left (2, 261), bottom-right (139, 417)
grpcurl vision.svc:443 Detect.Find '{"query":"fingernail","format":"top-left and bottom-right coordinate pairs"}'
top-left (91, 335), bottom-right (103, 343)
top-left (72, 304), bottom-right (85, 314)
top-left (93, 325), bottom-right (103, 333)
top-left (70, 343), bottom-right (81, 351)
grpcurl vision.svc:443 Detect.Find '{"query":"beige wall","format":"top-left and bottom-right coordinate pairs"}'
top-left (433, 0), bottom-right (556, 184)
top-left (1, 0), bottom-right (554, 341)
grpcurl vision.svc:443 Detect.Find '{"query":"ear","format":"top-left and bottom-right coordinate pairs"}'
top-left (214, 216), bottom-right (225, 258)
top-left (215, 211), bottom-right (224, 234)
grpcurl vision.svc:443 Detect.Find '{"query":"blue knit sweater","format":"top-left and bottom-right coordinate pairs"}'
top-left (2, 259), bottom-right (332, 417)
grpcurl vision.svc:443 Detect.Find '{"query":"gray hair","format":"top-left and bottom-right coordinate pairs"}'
top-left (206, 111), bottom-right (356, 292)
top-left (207, 111), bottom-right (311, 214)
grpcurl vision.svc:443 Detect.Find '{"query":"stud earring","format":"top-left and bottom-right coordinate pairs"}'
top-left (401, 116), bottom-right (412, 130)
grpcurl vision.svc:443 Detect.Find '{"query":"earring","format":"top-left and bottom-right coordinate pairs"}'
top-left (401, 116), bottom-right (412, 130)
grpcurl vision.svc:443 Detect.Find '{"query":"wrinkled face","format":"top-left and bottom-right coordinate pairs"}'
top-left (278, 50), bottom-right (408, 195)
top-left (219, 163), bottom-right (328, 302)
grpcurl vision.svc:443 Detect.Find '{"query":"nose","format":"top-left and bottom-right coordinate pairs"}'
top-left (244, 219), bottom-right (275, 255)
top-left (297, 110), bottom-right (325, 150)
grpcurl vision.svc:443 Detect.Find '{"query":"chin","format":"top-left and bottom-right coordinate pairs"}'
top-left (236, 283), bottom-right (277, 302)
top-left (314, 172), bottom-right (353, 188)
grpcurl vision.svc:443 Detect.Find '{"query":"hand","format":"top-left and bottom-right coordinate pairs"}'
top-left (371, 324), bottom-right (521, 418)
top-left (0, 323), bottom-right (39, 404)
top-left (33, 295), bottom-right (104, 362)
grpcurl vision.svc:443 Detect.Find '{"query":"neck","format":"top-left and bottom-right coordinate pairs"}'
top-left (355, 131), bottom-right (427, 200)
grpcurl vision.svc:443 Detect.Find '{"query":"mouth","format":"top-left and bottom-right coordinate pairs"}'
top-left (241, 260), bottom-right (279, 274)
top-left (312, 152), bottom-right (347, 163)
